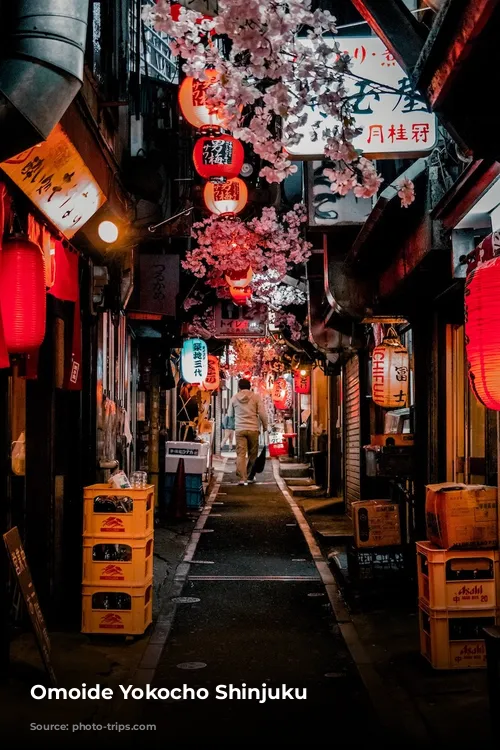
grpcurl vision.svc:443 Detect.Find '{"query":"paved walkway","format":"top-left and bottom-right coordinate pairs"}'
top-left (138, 459), bottom-right (385, 745)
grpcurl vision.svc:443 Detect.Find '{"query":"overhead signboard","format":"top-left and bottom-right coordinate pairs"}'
top-left (136, 254), bottom-right (180, 316)
top-left (307, 161), bottom-right (373, 226)
top-left (286, 36), bottom-right (437, 160)
top-left (0, 124), bottom-right (106, 238)
top-left (214, 301), bottom-right (267, 338)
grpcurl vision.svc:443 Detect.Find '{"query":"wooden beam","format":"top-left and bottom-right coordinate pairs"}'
top-left (349, 0), bottom-right (427, 72)
top-left (414, 0), bottom-right (500, 108)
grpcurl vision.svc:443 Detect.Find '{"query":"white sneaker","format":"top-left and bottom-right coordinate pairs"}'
top-left (247, 478), bottom-right (256, 484)
top-left (238, 480), bottom-right (247, 486)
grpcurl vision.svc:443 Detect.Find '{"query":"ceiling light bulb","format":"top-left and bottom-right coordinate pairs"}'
top-left (300, 369), bottom-right (307, 376)
top-left (98, 220), bottom-right (119, 244)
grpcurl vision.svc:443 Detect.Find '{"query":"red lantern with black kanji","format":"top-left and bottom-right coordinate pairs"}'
top-left (178, 69), bottom-right (227, 130)
top-left (0, 234), bottom-right (46, 353)
top-left (294, 369), bottom-right (310, 394)
top-left (204, 178), bottom-right (248, 216)
top-left (465, 256), bottom-right (500, 410)
top-left (202, 354), bottom-right (220, 391)
top-left (193, 134), bottom-right (244, 182)
top-left (273, 377), bottom-right (291, 410)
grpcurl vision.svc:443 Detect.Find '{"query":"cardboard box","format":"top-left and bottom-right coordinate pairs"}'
top-left (352, 500), bottom-right (401, 548)
top-left (425, 483), bottom-right (498, 550)
top-left (370, 433), bottom-right (414, 447)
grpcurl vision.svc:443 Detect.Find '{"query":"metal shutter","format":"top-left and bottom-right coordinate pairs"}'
top-left (345, 355), bottom-right (361, 516)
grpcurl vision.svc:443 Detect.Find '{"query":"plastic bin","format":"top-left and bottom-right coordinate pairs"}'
top-left (418, 599), bottom-right (497, 669)
top-left (82, 534), bottom-right (154, 586)
top-left (83, 484), bottom-right (154, 538)
top-left (164, 472), bottom-right (204, 510)
top-left (417, 540), bottom-right (499, 610)
top-left (82, 583), bottom-right (152, 635)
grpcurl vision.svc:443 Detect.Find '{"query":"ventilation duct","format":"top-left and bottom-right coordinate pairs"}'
top-left (0, 0), bottom-right (89, 163)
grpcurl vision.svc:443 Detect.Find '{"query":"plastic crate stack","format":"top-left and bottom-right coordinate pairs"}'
top-left (81, 484), bottom-right (154, 636)
top-left (417, 483), bottom-right (499, 669)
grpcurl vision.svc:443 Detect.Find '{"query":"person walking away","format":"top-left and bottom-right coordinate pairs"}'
top-left (228, 378), bottom-right (268, 485)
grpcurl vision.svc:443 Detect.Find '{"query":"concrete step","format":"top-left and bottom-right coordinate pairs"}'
top-left (279, 463), bottom-right (312, 479)
top-left (311, 515), bottom-right (354, 541)
top-left (278, 456), bottom-right (298, 464)
top-left (288, 485), bottom-right (325, 498)
top-left (284, 477), bottom-right (315, 487)
top-left (299, 497), bottom-right (344, 514)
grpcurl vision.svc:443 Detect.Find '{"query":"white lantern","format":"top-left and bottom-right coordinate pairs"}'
top-left (181, 338), bottom-right (208, 384)
top-left (371, 327), bottom-right (409, 408)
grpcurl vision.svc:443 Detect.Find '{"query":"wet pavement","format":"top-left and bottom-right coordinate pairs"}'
top-left (138, 461), bottom-right (384, 745)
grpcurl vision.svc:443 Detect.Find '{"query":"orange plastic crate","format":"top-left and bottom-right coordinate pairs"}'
top-left (82, 534), bottom-right (153, 586)
top-left (83, 484), bottom-right (154, 538)
top-left (416, 540), bottom-right (499, 610)
top-left (82, 583), bottom-right (152, 635)
top-left (419, 599), bottom-right (497, 669)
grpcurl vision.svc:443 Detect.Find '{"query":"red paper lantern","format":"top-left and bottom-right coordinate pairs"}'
top-left (178, 69), bottom-right (227, 130)
top-left (229, 285), bottom-right (252, 305)
top-left (371, 327), bottom-right (409, 408)
top-left (273, 377), bottom-right (291, 410)
top-left (0, 235), bottom-right (46, 353)
top-left (204, 178), bottom-right (248, 216)
top-left (170, 3), bottom-right (214, 23)
top-left (225, 266), bottom-right (253, 289)
top-left (202, 354), bottom-right (220, 391)
top-left (294, 369), bottom-right (310, 394)
top-left (193, 134), bottom-right (244, 182)
top-left (465, 256), bottom-right (500, 410)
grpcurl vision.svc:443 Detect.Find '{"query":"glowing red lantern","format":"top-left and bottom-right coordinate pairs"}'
top-left (178, 69), bottom-right (227, 130)
top-left (0, 235), bottom-right (46, 353)
top-left (229, 286), bottom-right (252, 305)
top-left (225, 266), bottom-right (253, 289)
top-left (294, 369), bottom-right (310, 394)
top-left (273, 377), bottom-right (291, 410)
top-left (170, 3), bottom-right (214, 23)
top-left (204, 178), bottom-right (248, 216)
top-left (202, 354), bottom-right (220, 391)
top-left (465, 256), bottom-right (500, 410)
top-left (193, 134), bottom-right (244, 182)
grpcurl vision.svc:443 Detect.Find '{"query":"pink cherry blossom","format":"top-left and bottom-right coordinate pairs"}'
top-left (397, 178), bottom-right (416, 208)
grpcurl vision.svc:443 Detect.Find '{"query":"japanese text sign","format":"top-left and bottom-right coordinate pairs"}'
top-left (181, 338), bottom-right (208, 383)
top-left (3, 527), bottom-right (57, 685)
top-left (0, 124), bottom-right (106, 238)
top-left (286, 36), bottom-right (436, 159)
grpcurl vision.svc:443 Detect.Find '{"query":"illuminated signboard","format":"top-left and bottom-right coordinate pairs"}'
top-left (286, 36), bottom-right (436, 160)
top-left (0, 124), bottom-right (106, 238)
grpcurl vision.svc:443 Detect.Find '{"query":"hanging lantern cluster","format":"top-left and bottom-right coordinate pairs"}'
top-left (0, 234), bottom-right (46, 354)
top-left (180, 338), bottom-right (208, 384)
top-left (273, 377), bottom-right (292, 410)
top-left (465, 256), bottom-right (500, 410)
top-left (293, 369), bottom-right (311, 394)
top-left (371, 327), bottom-right (409, 408)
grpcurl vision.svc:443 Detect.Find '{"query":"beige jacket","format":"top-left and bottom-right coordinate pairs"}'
top-left (228, 390), bottom-right (268, 432)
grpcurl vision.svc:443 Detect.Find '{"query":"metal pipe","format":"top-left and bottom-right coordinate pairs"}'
top-left (148, 206), bottom-right (194, 232)
top-left (0, 0), bottom-right (89, 162)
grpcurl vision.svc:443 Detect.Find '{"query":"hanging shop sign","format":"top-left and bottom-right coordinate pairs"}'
top-left (214, 301), bottom-right (267, 338)
top-left (286, 36), bottom-right (436, 160)
top-left (181, 338), bottom-right (208, 383)
top-left (294, 370), bottom-right (311, 394)
top-left (0, 124), bottom-right (106, 239)
top-left (204, 178), bottom-right (248, 216)
top-left (273, 377), bottom-right (292, 410)
top-left (135, 254), bottom-right (180, 317)
top-left (307, 161), bottom-right (373, 227)
top-left (465, 256), bottom-right (500, 410)
top-left (371, 327), bottom-right (409, 408)
top-left (193, 134), bottom-right (244, 182)
top-left (0, 235), bottom-right (46, 354)
top-left (202, 354), bottom-right (220, 391)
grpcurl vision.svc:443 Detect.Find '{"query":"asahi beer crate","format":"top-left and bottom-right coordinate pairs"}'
top-left (419, 599), bottom-right (497, 670)
top-left (82, 583), bottom-right (152, 635)
top-left (352, 500), bottom-right (401, 548)
top-left (82, 534), bottom-right (154, 586)
top-left (83, 484), bottom-right (154, 538)
top-left (417, 541), bottom-right (499, 610)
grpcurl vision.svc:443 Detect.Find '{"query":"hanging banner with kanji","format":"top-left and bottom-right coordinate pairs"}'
top-left (286, 36), bottom-right (436, 160)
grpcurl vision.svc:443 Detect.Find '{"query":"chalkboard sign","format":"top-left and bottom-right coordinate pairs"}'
top-left (3, 527), bottom-right (57, 686)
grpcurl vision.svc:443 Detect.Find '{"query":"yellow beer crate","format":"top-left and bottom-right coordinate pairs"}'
top-left (82, 534), bottom-right (154, 586)
top-left (83, 484), bottom-right (154, 538)
top-left (419, 598), bottom-right (497, 670)
top-left (82, 582), bottom-right (152, 635)
top-left (417, 541), bottom-right (499, 610)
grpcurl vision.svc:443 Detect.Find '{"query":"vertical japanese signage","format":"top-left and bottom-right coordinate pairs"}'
top-left (0, 124), bottom-right (106, 238)
top-left (181, 338), bottom-right (208, 383)
top-left (371, 343), bottom-right (409, 408)
top-left (3, 527), bottom-right (57, 685)
top-left (286, 36), bottom-right (436, 159)
top-left (137, 254), bottom-right (180, 316)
